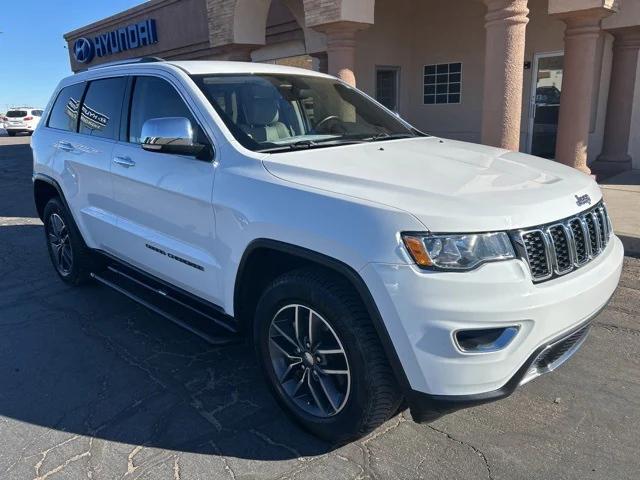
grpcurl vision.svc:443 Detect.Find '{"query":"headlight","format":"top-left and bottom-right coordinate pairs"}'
top-left (402, 232), bottom-right (515, 271)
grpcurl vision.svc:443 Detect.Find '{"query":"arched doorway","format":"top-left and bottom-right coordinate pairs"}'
top-left (250, 0), bottom-right (326, 72)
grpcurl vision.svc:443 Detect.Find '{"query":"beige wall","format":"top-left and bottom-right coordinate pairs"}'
top-left (602, 0), bottom-right (640, 169)
top-left (64, 0), bottom-right (211, 72)
top-left (355, 0), bottom-right (487, 143)
top-left (604, 0), bottom-right (640, 29)
top-left (348, 0), bottom-right (612, 162)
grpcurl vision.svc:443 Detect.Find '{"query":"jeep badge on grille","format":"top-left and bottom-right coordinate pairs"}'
top-left (575, 194), bottom-right (591, 207)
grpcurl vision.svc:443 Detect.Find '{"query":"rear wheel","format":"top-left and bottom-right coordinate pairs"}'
top-left (254, 268), bottom-right (402, 442)
top-left (43, 197), bottom-right (98, 285)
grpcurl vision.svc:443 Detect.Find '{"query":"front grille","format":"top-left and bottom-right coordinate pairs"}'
top-left (514, 202), bottom-right (612, 283)
top-left (569, 219), bottom-right (588, 264)
top-left (521, 231), bottom-right (550, 278)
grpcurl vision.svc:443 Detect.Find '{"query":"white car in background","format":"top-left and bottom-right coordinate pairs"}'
top-left (5, 108), bottom-right (43, 136)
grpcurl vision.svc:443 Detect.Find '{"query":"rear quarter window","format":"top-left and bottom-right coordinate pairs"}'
top-left (48, 83), bottom-right (86, 132)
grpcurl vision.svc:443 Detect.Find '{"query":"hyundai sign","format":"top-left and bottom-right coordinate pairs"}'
top-left (73, 19), bottom-right (158, 64)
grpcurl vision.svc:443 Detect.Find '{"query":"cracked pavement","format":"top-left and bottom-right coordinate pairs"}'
top-left (0, 135), bottom-right (639, 479)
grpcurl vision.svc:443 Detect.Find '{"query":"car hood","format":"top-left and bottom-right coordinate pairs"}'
top-left (261, 137), bottom-right (602, 232)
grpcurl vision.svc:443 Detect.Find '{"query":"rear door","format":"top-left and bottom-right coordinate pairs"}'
top-left (110, 75), bottom-right (221, 305)
top-left (47, 77), bottom-right (127, 250)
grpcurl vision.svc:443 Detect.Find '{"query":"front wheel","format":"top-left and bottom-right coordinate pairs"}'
top-left (254, 268), bottom-right (402, 442)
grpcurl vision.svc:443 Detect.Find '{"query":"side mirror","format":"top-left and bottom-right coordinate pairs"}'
top-left (141, 117), bottom-right (210, 159)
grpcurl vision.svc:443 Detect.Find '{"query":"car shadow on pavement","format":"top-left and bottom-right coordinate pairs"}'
top-left (0, 223), bottom-right (334, 458)
top-left (0, 141), bottom-right (38, 219)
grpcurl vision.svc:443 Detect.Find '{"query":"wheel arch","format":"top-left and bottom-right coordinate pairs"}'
top-left (33, 173), bottom-right (69, 221)
top-left (234, 238), bottom-right (412, 393)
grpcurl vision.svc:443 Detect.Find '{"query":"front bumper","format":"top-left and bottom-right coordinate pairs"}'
top-left (407, 314), bottom-right (596, 422)
top-left (360, 235), bottom-right (624, 417)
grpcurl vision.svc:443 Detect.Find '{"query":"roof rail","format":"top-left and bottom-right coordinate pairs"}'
top-left (87, 57), bottom-right (165, 70)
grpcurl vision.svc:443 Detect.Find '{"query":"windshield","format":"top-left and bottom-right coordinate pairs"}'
top-left (192, 73), bottom-right (422, 153)
top-left (7, 110), bottom-right (27, 118)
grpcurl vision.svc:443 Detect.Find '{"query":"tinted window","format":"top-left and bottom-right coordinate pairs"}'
top-left (129, 76), bottom-right (197, 144)
top-left (79, 77), bottom-right (127, 139)
top-left (48, 83), bottom-right (86, 132)
top-left (32, 110), bottom-right (43, 117)
top-left (7, 110), bottom-right (27, 118)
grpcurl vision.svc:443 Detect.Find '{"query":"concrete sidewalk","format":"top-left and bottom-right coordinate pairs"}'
top-left (600, 169), bottom-right (640, 256)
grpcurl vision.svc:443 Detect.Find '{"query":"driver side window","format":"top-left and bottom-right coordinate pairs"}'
top-left (128, 76), bottom-right (198, 144)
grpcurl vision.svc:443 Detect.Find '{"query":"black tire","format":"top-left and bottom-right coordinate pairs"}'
top-left (254, 268), bottom-right (402, 442)
top-left (43, 197), bottom-right (98, 285)
top-left (7, 131), bottom-right (16, 137)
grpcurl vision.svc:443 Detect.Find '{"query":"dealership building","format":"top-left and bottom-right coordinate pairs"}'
top-left (64, 0), bottom-right (640, 174)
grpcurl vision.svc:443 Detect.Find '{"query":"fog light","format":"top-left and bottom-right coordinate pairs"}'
top-left (454, 326), bottom-right (519, 353)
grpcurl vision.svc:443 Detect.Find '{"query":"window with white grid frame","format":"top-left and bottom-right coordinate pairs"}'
top-left (423, 62), bottom-right (462, 105)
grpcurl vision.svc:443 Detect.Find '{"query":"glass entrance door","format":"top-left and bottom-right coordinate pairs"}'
top-left (528, 53), bottom-right (564, 159)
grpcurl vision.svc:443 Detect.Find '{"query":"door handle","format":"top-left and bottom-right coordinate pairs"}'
top-left (113, 156), bottom-right (136, 168)
top-left (58, 141), bottom-right (75, 152)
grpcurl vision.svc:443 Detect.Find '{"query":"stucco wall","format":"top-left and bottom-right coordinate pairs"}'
top-left (604, 0), bottom-right (640, 29)
top-left (354, 0), bottom-right (487, 144)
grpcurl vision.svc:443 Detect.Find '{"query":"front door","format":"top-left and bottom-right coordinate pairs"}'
top-left (109, 75), bottom-right (222, 306)
top-left (527, 53), bottom-right (564, 159)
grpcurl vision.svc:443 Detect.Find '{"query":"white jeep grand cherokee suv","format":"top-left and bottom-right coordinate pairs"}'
top-left (31, 59), bottom-right (623, 441)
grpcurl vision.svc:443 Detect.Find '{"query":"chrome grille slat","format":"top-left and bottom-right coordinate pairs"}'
top-left (547, 224), bottom-right (574, 274)
top-left (568, 218), bottom-right (589, 265)
top-left (590, 211), bottom-right (603, 254)
top-left (516, 201), bottom-right (612, 283)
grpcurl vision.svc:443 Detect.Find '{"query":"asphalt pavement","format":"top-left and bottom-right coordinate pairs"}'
top-left (0, 134), bottom-right (639, 479)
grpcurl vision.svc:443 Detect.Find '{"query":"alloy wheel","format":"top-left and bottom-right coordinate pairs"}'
top-left (268, 304), bottom-right (351, 418)
top-left (48, 213), bottom-right (73, 276)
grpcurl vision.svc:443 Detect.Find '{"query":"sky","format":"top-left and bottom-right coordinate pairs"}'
top-left (0, 0), bottom-right (147, 112)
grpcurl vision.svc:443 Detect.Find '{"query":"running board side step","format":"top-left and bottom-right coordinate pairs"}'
top-left (91, 265), bottom-right (240, 346)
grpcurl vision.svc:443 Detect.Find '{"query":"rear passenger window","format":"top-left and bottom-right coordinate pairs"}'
top-left (48, 83), bottom-right (86, 132)
top-left (79, 77), bottom-right (127, 140)
top-left (129, 76), bottom-right (197, 144)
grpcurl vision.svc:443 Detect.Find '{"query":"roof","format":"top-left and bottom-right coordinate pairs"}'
top-left (76, 59), bottom-right (334, 79)
top-left (167, 60), bottom-right (332, 78)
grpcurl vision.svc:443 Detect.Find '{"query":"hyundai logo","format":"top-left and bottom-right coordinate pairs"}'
top-left (73, 37), bottom-right (95, 64)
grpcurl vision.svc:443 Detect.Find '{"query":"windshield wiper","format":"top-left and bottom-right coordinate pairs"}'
top-left (362, 132), bottom-right (416, 142)
top-left (257, 139), bottom-right (365, 153)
